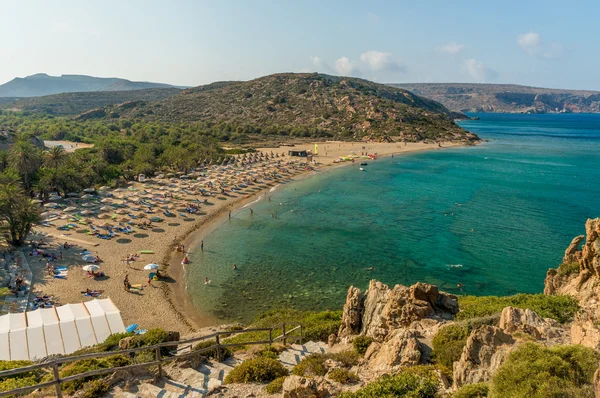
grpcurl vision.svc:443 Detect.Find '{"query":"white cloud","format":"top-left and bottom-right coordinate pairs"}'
top-left (310, 56), bottom-right (323, 68)
top-left (437, 43), bottom-right (465, 55)
top-left (359, 50), bottom-right (405, 72)
top-left (334, 57), bottom-right (358, 76)
top-left (517, 31), bottom-right (562, 59)
top-left (462, 58), bottom-right (497, 83)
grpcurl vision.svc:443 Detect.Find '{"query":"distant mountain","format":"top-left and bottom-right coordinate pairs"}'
top-left (389, 83), bottom-right (600, 114)
top-left (0, 88), bottom-right (181, 116)
top-left (76, 73), bottom-right (478, 143)
top-left (0, 73), bottom-right (182, 97)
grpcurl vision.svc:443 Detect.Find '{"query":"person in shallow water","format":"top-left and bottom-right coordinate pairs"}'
top-left (233, 264), bottom-right (237, 270)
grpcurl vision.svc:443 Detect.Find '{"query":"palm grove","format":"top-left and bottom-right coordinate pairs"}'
top-left (0, 113), bottom-right (232, 246)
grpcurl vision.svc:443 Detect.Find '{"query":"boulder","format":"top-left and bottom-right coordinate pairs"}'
top-left (452, 325), bottom-right (515, 390)
top-left (365, 330), bottom-right (423, 371)
top-left (571, 315), bottom-right (600, 350)
top-left (499, 306), bottom-right (558, 340)
top-left (282, 375), bottom-right (334, 398)
top-left (282, 376), bottom-right (318, 398)
top-left (338, 286), bottom-right (364, 338)
top-left (594, 364), bottom-right (600, 398)
top-left (359, 280), bottom-right (458, 342)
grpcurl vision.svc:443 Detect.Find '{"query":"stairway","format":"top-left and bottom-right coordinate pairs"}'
top-left (278, 341), bottom-right (329, 370)
top-left (109, 341), bottom-right (329, 397)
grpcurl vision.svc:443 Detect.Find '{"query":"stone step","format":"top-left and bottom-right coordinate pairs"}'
top-left (278, 340), bottom-right (329, 369)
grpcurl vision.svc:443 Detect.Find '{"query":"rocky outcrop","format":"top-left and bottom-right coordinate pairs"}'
top-left (499, 306), bottom-right (562, 340)
top-left (571, 313), bottom-right (600, 350)
top-left (545, 218), bottom-right (600, 319)
top-left (360, 280), bottom-right (458, 342)
top-left (282, 375), bottom-right (335, 398)
top-left (364, 329), bottom-right (423, 371)
top-left (452, 326), bottom-right (515, 390)
top-left (338, 286), bottom-right (364, 338)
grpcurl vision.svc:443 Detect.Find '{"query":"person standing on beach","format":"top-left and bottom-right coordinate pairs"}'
top-left (200, 240), bottom-right (204, 251)
top-left (229, 210), bottom-right (231, 219)
top-left (123, 275), bottom-right (130, 292)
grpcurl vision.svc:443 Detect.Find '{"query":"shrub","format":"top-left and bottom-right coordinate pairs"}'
top-left (255, 346), bottom-right (280, 360)
top-left (457, 294), bottom-right (579, 323)
top-left (431, 324), bottom-right (470, 368)
top-left (328, 368), bottom-right (359, 384)
top-left (265, 376), bottom-right (286, 394)
top-left (292, 354), bottom-right (328, 377)
top-left (226, 309), bottom-right (342, 347)
top-left (558, 262), bottom-right (580, 277)
top-left (489, 343), bottom-right (600, 398)
top-left (353, 335), bottom-right (373, 356)
top-left (58, 355), bottom-right (130, 394)
top-left (224, 357), bottom-right (288, 384)
top-left (192, 339), bottom-right (233, 360)
top-left (0, 360), bottom-right (45, 395)
top-left (81, 379), bottom-right (111, 398)
top-left (452, 382), bottom-right (489, 398)
top-left (338, 372), bottom-right (438, 398)
top-left (292, 351), bottom-right (359, 377)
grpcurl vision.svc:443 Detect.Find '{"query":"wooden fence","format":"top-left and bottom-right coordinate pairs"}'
top-left (0, 322), bottom-right (303, 398)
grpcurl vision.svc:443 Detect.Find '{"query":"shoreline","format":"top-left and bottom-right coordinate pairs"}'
top-left (164, 140), bottom-right (474, 331)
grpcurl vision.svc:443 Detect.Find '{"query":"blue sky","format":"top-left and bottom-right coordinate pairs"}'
top-left (2, 0), bottom-right (598, 90)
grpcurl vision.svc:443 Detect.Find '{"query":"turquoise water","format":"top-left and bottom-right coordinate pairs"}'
top-left (186, 113), bottom-right (600, 323)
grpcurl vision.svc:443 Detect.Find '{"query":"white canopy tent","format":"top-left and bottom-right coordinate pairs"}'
top-left (0, 298), bottom-right (126, 360)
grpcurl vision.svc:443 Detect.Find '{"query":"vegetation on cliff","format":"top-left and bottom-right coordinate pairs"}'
top-left (0, 88), bottom-right (180, 115)
top-left (74, 73), bottom-right (475, 142)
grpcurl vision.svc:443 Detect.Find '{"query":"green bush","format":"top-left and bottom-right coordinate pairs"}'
top-left (292, 354), bottom-right (328, 377)
top-left (292, 351), bottom-right (359, 377)
top-left (457, 294), bottom-right (579, 323)
top-left (72, 332), bottom-right (133, 355)
top-left (489, 343), bottom-right (600, 398)
top-left (353, 335), bottom-right (373, 356)
top-left (226, 309), bottom-right (342, 347)
top-left (192, 339), bottom-right (233, 360)
top-left (255, 346), bottom-right (280, 360)
top-left (452, 382), bottom-right (489, 398)
top-left (431, 324), bottom-right (470, 368)
top-left (0, 360), bottom-right (45, 395)
top-left (328, 368), bottom-right (359, 384)
top-left (81, 379), bottom-right (111, 398)
top-left (338, 372), bottom-right (438, 398)
top-left (224, 357), bottom-right (288, 384)
top-left (558, 262), bottom-right (580, 277)
top-left (58, 355), bottom-right (130, 394)
top-left (265, 376), bottom-right (286, 394)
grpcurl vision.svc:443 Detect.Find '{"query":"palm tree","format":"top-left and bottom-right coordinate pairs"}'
top-left (9, 139), bottom-right (41, 191)
top-left (43, 146), bottom-right (67, 171)
top-left (0, 183), bottom-right (41, 246)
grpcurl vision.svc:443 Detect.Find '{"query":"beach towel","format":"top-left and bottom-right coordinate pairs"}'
top-left (54, 268), bottom-right (68, 279)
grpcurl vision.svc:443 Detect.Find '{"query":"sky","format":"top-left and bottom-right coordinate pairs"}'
top-left (1, 0), bottom-right (599, 90)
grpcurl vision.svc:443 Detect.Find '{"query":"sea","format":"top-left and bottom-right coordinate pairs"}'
top-left (185, 113), bottom-right (600, 323)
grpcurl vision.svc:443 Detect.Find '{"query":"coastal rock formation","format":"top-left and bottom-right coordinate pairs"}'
top-left (571, 313), bottom-right (600, 350)
top-left (452, 325), bottom-right (515, 390)
top-left (499, 306), bottom-right (560, 340)
top-left (545, 218), bottom-right (600, 318)
top-left (282, 375), bottom-right (335, 398)
top-left (364, 329), bottom-right (423, 370)
top-left (360, 280), bottom-right (458, 342)
top-left (338, 286), bottom-right (364, 338)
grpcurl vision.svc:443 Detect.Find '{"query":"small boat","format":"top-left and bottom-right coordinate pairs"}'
top-left (359, 167), bottom-right (365, 171)
top-left (360, 162), bottom-right (368, 166)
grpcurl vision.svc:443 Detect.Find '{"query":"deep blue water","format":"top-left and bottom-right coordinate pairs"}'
top-left (186, 113), bottom-right (600, 323)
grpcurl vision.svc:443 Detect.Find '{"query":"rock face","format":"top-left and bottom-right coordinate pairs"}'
top-left (571, 313), bottom-right (600, 350)
top-left (338, 286), bottom-right (364, 338)
top-left (545, 218), bottom-right (600, 319)
top-left (282, 376), bottom-right (319, 398)
top-left (499, 306), bottom-right (560, 340)
top-left (360, 280), bottom-right (459, 342)
top-left (452, 326), bottom-right (515, 390)
top-left (365, 329), bottom-right (423, 370)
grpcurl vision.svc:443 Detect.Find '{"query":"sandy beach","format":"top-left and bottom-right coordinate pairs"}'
top-left (28, 140), bottom-right (466, 335)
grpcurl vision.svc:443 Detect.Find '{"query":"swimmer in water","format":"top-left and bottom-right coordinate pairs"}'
top-left (365, 267), bottom-right (375, 271)
top-left (233, 264), bottom-right (237, 270)
top-left (204, 277), bottom-right (210, 284)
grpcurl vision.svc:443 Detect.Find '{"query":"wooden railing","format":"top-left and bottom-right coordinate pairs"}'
top-left (0, 322), bottom-right (303, 398)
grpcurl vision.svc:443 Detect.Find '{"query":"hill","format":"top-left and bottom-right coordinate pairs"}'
top-left (79, 73), bottom-right (476, 142)
top-left (0, 88), bottom-right (181, 116)
top-left (0, 73), bottom-right (180, 97)
top-left (389, 83), bottom-right (600, 114)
